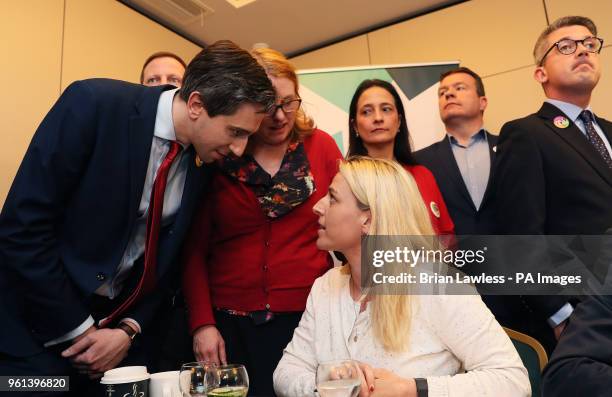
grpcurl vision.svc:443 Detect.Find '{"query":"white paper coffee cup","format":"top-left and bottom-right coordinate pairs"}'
top-left (100, 366), bottom-right (150, 396)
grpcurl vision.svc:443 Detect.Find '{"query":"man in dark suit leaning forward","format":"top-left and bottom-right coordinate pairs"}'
top-left (494, 16), bottom-right (612, 352)
top-left (0, 40), bottom-right (275, 394)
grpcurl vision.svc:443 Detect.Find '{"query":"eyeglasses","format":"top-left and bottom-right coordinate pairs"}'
top-left (268, 98), bottom-right (302, 115)
top-left (539, 36), bottom-right (604, 65)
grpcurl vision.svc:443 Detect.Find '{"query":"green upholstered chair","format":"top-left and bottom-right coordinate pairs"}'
top-left (504, 327), bottom-right (549, 397)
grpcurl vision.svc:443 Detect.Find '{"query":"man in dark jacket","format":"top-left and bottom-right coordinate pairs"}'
top-left (0, 40), bottom-right (274, 395)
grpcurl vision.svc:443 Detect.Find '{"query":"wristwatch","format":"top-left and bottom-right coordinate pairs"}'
top-left (117, 322), bottom-right (138, 341)
top-left (414, 378), bottom-right (428, 397)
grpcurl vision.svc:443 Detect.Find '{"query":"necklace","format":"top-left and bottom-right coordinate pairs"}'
top-left (348, 276), bottom-right (365, 343)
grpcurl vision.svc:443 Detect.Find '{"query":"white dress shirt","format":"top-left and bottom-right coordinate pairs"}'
top-left (448, 129), bottom-right (491, 210)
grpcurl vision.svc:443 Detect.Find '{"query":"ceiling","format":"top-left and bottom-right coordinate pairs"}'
top-left (120, 0), bottom-right (464, 57)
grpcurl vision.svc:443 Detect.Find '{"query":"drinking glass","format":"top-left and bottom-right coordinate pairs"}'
top-left (316, 360), bottom-right (361, 397)
top-left (206, 364), bottom-right (249, 397)
top-left (179, 362), bottom-right (217, 396)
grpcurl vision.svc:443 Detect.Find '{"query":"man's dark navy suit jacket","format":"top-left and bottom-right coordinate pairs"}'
top-left (0, 79), bottom-right (208, 357)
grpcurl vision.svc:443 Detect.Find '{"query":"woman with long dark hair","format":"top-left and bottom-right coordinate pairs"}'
top-left (347, 79), bottom-right (454, 236)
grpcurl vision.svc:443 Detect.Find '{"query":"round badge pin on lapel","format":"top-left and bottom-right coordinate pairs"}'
top-left (430, 202), bottom-right (441, 218)
top-left (553, 116), bottom-right (570, 129)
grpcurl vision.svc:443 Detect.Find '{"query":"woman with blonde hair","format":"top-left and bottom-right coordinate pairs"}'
top-left (182, 47), bottom-right (342, 395)
top-left (273, 157), bottom-right (530, 397)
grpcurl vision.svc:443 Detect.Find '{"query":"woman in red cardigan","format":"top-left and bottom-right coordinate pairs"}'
top-left (182, 48), bottom-right (342, 396)
top-left (347, 79), bottom-right (455, 236)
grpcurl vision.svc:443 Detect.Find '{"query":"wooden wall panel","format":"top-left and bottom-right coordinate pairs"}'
top-left (61, 0), bottom-right (201, 89)
top-left (1, 0), bottom-right (64, 204)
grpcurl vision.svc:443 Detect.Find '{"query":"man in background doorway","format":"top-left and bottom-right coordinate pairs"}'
top-left (141, 51), bottom-right (187, 87)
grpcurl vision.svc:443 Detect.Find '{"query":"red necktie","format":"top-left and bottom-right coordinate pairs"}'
top-left (100, 141), bottom-right (183, 327)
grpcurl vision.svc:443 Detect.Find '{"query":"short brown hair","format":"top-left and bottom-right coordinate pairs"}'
top-left (440, 67), bottom-right (486, 96)
top-left (533, 16), bottom-right (597, 64)
top-left (140, 51), bottom-right (187, 84)
top-left (178, 40), bottom-right (275, 117)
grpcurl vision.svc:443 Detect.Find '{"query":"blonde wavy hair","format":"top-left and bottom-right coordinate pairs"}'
top-left (250, 47), bottom-right (314, 141)
top-left (339, 156), bottom-right (437, 352)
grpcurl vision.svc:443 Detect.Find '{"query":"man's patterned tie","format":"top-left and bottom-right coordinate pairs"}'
top-left (579, 110), bottom-right (612, 169)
